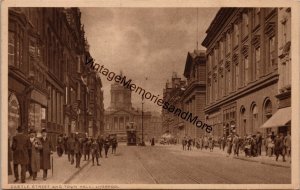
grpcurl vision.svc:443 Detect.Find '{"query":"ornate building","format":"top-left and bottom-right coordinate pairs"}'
top-left (104, 74), bottom-right (152, 142)
top-left (201, 8), bottom-right (291, 138)
top-left (8, 8), bottom-right (104, 146)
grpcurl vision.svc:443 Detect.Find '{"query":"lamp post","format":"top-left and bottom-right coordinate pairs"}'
top-left (141, 95), bottom-right (145, 146)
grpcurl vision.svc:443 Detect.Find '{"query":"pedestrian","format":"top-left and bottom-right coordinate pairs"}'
top-left (90, 139), bottom-right (100, 166)
top-left (203, 135), bottom-right (209, 150)
top-left (83, 136), bottom-right (91, 161)
top-left (11, 126), bottom-right (30, 183)
top-left (182, 137), bottom-right (187, 151)
top-left (28, 128), bottom-right (42, 180)
top-left (208, 136), bottom-right (214, 152)
top-left (266, 134), bottom-right (274, 157)
top-left (74, 133), bottom-right (83, 168)
top-left (63, 134), bottom-right (68, 155)
top-left (226, 133), bottom-right (233, 156)
top-left (256, 132), bottom-right (262, 156)
top-left (233, 134), bottom-right (240, 156)
top-left (40, 128), bottom-right (53, 180)
top-left (111, 137), bottom-right (118, 154)
top-left (97, 135), bottom-right (104, 158)
top-left (67, 133), bottom-right (75, 164)
top-left (244, 135), bottom-right (251, 157)
top-left (187, 137), bottom-right (192, 151)
top-left (151, 137), bottom-right (155, 146)
top-left (104, 136), bottom-right (110, 158)
top-left (274, 133), bottom-right (286, 162)
top-left (56, 134), bottom-right (64, 157)
top-left (284, 132), bottom-right (291, 158)
top-left (221, 135), bottom-right (226, 151)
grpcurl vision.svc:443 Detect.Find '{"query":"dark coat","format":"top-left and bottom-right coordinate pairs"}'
top-left (29, 137), bottom-right (42, 172)
top-left (11, 133), bottom-right (30, 165)
top-left (74, 138), bottom-right (83, 154)
top-left (40, 136), bottom-right (53, 170)
top-left (67, 136), bottom-right (75, 152)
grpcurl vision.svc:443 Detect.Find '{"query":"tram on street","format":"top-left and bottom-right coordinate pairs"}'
top-left (126, 122), bottom-right (137, 146)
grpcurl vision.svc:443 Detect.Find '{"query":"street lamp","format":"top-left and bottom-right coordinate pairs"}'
top-left (141, 95), bottom-right (145, 146)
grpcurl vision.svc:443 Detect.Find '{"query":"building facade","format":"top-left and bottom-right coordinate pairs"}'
top-left (8, 8), bottom-right (104, 146)
top-left (202, 8), bottom-right (291, 138)
top-left (104, 76), bottom-right (152, 142)
top-left (182, 50), bottom-right (207, 139)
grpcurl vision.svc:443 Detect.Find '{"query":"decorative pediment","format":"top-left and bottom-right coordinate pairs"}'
top-left (251, 35), bottom-right (260, 48)
top-left (265, 22), bottom-right (276, 37)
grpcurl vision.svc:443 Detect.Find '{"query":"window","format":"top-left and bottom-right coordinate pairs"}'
top-left (8, 32), bottom-right (15, 66)
top-left (252, 104), bottom-right (258, 132)
top-left (233, 23), bottom-right (239, 47)
top-left (269, 36), bottom-right (276, 66)
top-left (220, 40), bottom-right (224, 59)
top-left (235, 63), bottom-right (239, 89)
top-left (242, 13), bottom-right (249, 37)
top-left (244, 56), bottom-right (249, 84)
top-left (255, 47), bottom-right (260, 79)
top-left (253, 8), bottom-right (261, 28)
top-left (226, 32), bottom-right (231, 54)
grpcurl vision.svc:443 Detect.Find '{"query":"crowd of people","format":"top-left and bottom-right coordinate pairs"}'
top-left (181, 131), bottom-right (291, 162)
top-left (9, 126), bottom-right (118, 183)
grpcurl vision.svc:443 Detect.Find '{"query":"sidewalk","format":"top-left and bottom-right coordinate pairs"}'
top-left (8, 153), bottom-right (90, 184)
top-left (159, 144), bottom-right (291, 168)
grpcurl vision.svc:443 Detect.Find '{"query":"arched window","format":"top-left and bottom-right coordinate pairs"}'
top-left (251, 104), bottom-right (258, 133)
top-left (240, 106), bottom-right (246, 136)
top-left (263, 99), bottom-right (273, 134)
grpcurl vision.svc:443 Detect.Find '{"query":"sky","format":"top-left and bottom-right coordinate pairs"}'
top-left (81, 8), bottom-right (219, 113)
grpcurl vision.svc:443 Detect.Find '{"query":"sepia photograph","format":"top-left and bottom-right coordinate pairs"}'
top-left (1, 0), bottom-right (300, 189)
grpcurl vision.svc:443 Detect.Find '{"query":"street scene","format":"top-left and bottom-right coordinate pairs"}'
top-left (6, 5), bottom-right (293, 187)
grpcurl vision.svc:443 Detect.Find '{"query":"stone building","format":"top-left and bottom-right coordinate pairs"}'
top-left (104, 74), bottom-right (152, 142)
top-left (182, 50), bottom-right (207, 139)
top-left (201, 8), bottom-right (291, 138)
top-left (162, 72), bottom-right (186, 142)
top-left (8, 8), bottom-right (104, 146)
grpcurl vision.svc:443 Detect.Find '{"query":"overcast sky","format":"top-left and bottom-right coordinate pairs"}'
top-left (81, 8), bottom-right (219, 113)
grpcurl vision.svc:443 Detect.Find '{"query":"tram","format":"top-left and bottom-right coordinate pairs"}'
top-left (126, 122), bottom-right (137, 146)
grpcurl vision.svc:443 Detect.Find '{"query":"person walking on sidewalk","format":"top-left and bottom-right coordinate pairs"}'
top-left (11, 126), bottom-right (30, 183)
top-left (40, 128), bottom-right (53, 180)
top-left (226, 133), bottom-right (233, 156)
top-left (233, 134), bottom-right (240, 156)
top-left (104, 136), bottom-right (110, 158)
top-left (67, 133), bottom-right (75, 164)
top-left (266, 134), bottom-right (274, 157)
top-left (28, 129), bottom-right (42, 180)
top-left (97, 135), bottom-right (104, 158)
top-left (284, 132), bottom-right (291, 158)
top-left (90, 139), bottom-right (100, 166)
top-left (221, 135), bottom-right (226, 151)
top-left (187, 137), bottom-right (192, 151)
top-left (56, 134), bottom-right (64, 157)
top-left (182, 137), bottom-right (187, 151)
top-left (63, 134), bottom-right (68, 155)
top-left (74, 133), bottom-right (83, 168)
top-left (83, 136), bottom-right (91, 161)
top-left (111, 137), bottom-right (118, 154)
top-left (208, 136), bottom-right (214, 152)
top-left (274, 133), bottom-right (286, 162)
top-left (256, 132), bottom-right (263, 156)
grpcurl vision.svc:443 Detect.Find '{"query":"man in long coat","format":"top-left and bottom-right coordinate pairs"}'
top-left (40, 128), bottom-right (53, 180)
top-left (11, 126), bottom-right (30, 183)
top-left (67, 133), bottom-right (75, 164)
top-left (74, 133), bottom-right (83, 168)
top-left (28, 128), bottom-right (42, 180)
top-left (97, 135), bottom-right (104, 158)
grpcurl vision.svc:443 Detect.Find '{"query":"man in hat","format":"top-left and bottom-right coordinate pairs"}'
top-left (40, 128), bottom-right (53, 180)
top-left (67, 133), bottom-right (75, 164)
top-left (74, 132), bottom-right (83, 168)
top-left (28, 128), bottom-right (42, 180)
top-left (11, 126), bottom-right (30, 183)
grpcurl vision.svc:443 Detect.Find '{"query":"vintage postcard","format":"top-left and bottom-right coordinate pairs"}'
top-left (1, 0), bottom-right (300, 189)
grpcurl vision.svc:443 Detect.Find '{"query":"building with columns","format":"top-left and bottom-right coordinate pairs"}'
top-left (201, 8), bottom-right (291, 138)
top-left (104, 74), bottom-right (152, 142)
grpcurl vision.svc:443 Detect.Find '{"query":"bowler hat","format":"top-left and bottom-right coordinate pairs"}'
top-left (16, 126), bottom-right (23, 132)
top-left (41, 128), bottom-right (47, 133)
top-left (28, 128), bottom-right (36, 134)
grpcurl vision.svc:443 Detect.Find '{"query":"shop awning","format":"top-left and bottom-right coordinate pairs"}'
top-left (261, 107), bottom-right (291, 128)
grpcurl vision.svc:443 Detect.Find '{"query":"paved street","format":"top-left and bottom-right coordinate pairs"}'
top-left (68, 144), bottom-right (291, 184)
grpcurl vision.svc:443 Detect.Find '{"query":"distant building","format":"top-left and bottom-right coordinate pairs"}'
top-left (104, 73), bottom-right (152, 142)
top-left (201, 8), bottom-right (291, 138)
